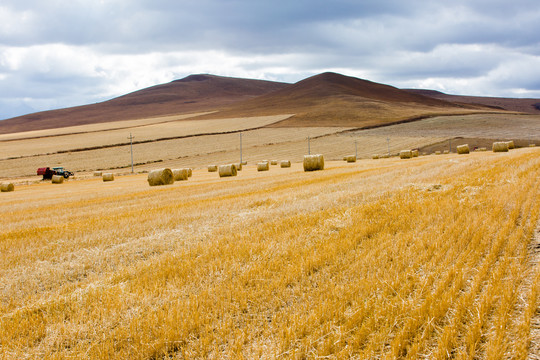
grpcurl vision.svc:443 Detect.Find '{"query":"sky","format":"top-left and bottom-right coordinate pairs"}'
top-left (1, 0), bottom-right (540, 120)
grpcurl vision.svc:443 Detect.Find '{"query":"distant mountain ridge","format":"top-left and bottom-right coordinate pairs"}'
top-left (0, 74), bottom-right (289, 134)
top-left (0, 72), bottom-right (535, 134)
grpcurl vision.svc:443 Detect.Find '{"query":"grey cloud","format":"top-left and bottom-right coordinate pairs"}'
top-left (0, 0), bottom-right (540, 119)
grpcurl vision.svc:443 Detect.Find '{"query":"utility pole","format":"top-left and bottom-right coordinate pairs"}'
top-left (128, 133), bottom-right (134, 173)
top-left (308, 135), bottom-right (311, 155)
top-left (239, 132), bottom-right (243, 164)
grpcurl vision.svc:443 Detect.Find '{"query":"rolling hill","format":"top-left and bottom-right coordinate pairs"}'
top-left (0, 72), bottom-right (530, 134)
top-left (0, 74), bottom-right (289, 134)
top-left (193, 72), bottom-right (502, 127)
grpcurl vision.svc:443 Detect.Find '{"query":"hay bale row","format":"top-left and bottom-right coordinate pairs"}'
top-left (218, 164), bottom-right (237, 177)
top-left (457, 144), bottom-right (470, 154)
top-left (257, 162), bottom-right (270, 171)
top-left (102, 173), bottom-right (114, 182)
top-left (148, 168), bottom-right (174, 186)
top-left (1, 183), bottom-right (14, 192)
top-left (93, 171), bottom-right (102, 177)
top-left (492, 142), bottom-right (509, 152)
top-left (507, 140), bottom-right (515, 149)
top-left (208, 165), bottom-right (218, 172)
top-left (270, 160), bottom-right (278, 165)
top-left (372, 154), bottom-right (379, 159)
top-left (344, 155), bottom-right (356, 163)
top-left (280, 160), bottom-right (291, 168)
top-left (51, 175), bottom-right (64, 184)
top-left (172, 169), bottom-right (189, 181)
top-left (400, 150), bottom-right (412, 159)
top-left (412, 150), bottom-right (419, 157)
top-left (303, 154), bottom-right (324, 171)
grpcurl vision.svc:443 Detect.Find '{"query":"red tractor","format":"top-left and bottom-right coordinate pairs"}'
top-left (37, 167), bottom-right (74, 180)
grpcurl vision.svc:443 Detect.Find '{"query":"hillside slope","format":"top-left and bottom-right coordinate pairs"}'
top-left (0, 74), bottom-right (289, 134)
top-left (195, 72), bottom-right (499, 127)
top-left (405, 89), bottom-right (540, 114)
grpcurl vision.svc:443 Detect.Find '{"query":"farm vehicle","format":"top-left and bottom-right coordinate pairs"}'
top-left (37, 167), bottom-right (74, 180)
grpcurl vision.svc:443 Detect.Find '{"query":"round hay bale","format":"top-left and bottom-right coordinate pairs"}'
top-left (51, 175), bottom-right (64, 184)
top-left (492, 142), bottom-right (509, 152)
top-left (218, 164), bottom-right (237, 177)
top-left (172, 169), bottom-right (189, 181)
top-left (457, 144), bottom-right (470, 154)
top-left (506, 140), bottom-right (515, 149)
top-left (372, 154), bottom-right (380, 159)
top-left (270, 160), bottom-right (278, 165)
top-left (1, 183), bottom-right (14, 192)
top-left (344, 155), bottom-right (356, 163)
top-left (93, 171), bottom-right (102, 177)
top-left (208, 165), bottom-right (218, 172)
top-left (400, 150), bottom-right (412, 159)
top-left (411, 150), bottom-right (419, 157)
top-left (257, 162), bottom-right (270, 171)
top-left (529, 144), bottom-right (536, 147)
top-left (443, 150), bottom-right (449, 154)
top-left (435, 151), bottom-right (441, 155)
top-left (303, 154), bottom-right (324, 171)
top-left (280, 160), bottom-right (291, 168)
top-left (148, 168), bottom-right (174, 186)
top-left (187, 168), bottom-right (192, 177)
top-left (236, 163), bottom-right (243, 171)
top-left (102, 173), bottom-right (114, 182)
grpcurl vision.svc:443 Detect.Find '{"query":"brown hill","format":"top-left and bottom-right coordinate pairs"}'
top-left (0, 74), bottom-right (289, 134)
top-left (0, 72), bottom-right (514, 134)
top-left (405, 89), bottom-right (540, 115)
top-left (194, 72), bottom-right (499, 127)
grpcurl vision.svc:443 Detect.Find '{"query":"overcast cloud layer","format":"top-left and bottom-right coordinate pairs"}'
top-left (1, 0), bottom-right (540, 119)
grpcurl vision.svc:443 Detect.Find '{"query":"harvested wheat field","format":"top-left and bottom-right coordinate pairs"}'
top-left (1, 147), bottom-right (539, 359)
top-left (0, 114), bottom-right (292, 159)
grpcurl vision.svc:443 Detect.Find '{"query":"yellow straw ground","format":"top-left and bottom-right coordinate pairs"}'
top-left (1, 149), bottom-right (539, 359)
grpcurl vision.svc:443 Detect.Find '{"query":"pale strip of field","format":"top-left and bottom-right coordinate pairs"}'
top-left (0, 125), bottom-right (445, 179)
top-left (3, 113), bottom-right (538, 180)
top-left (0, 149), bottom-right (539, 358)
top-left (0, 112), bottom-right (221, 141)
top-left (349, 113), bottom-right (540, 139)
top-left (0, 114), bottom-right (293, 158)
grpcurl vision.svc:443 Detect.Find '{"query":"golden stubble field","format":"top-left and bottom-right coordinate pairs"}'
top-left (1, 148), bottom-right (539, 359)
